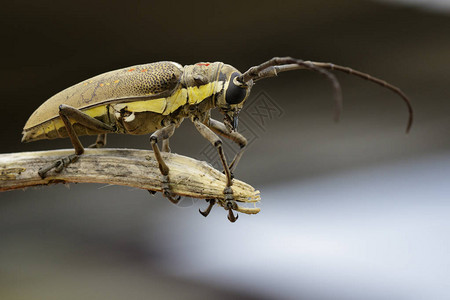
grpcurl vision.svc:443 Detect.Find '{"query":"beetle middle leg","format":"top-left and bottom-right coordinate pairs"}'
top-left (88, 133), bottom-right (107, 148)
top-left (161, 138), bottom-right (171, 152)
top-left (38, 105), bottom-right (114, 178)
top-left (150, 123), bottom-right (181, 204)
top-left (193, 118), bottom-right (238, 222)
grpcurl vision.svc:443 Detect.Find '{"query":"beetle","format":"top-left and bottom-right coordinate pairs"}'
top-left (22, 57), bottom-right (413, 222)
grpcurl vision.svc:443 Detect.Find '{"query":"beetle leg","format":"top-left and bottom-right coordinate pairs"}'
top-left (207, 118), bottom-right (247, 173)
top-left (38, 154), bottom-right (79, 178)
top-left (38, 105), bottom-right (114, 178)
top-left (193, 118), bottom-right (238, 221)
top-left (88, 134), bottom-right (107, 148)
top-left (59, 104), bottom-right (114, 151)
top-left (225, 196), bottom-right (239, 223)
top-left (162, 138), bottom-right (171, 152)
top-left (199, 199), bottom-right (216, 217)
top-left (150, 123), bottom-right (180, 204)
top-left (193, 119), bottom-right (232, 187)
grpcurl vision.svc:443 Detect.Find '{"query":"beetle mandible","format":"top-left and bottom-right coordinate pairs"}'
top-left (22, 57), bottom-right (413, 222)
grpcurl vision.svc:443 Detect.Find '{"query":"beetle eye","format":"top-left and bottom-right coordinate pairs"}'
top-left (225, 72), bottom-right (247, 104)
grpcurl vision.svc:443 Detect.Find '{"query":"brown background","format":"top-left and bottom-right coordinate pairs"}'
top-left (1, 0), bottom-right (449, 299)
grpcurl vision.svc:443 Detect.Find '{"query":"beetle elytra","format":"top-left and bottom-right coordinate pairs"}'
top-left (22, 57), bottom-right (413, 222)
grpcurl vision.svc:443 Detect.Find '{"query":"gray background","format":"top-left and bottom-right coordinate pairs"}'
top-left (1, 0), bottom-right (449, 299)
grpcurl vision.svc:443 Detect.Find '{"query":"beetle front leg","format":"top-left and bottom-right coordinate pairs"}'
top-left (150, 123), bottom-right (180, 204)
top-left (207, 118), bottom-right (247, 173)
top-left (193, 119), bottom-right (232, 186)
top-left (38, 105), bottom-right (114, 178)
top-left (193, 119), bottom-right (238, 222)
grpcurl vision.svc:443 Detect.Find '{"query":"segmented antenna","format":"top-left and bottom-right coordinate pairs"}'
top-left (238, 57), bottom-right (413, 132)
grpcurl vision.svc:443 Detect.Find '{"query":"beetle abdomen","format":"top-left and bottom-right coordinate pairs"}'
top-left (22, 105), bottom-right (113, 142)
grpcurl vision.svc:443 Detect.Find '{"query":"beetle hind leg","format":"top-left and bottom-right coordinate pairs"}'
top-left (38, 105), bottom-right (114, 178)
top-left (38, 153), bottom-right (79, 178)
top-left (223, 187), bottom-right (239, 222)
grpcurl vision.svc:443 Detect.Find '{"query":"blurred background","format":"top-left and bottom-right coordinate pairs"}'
top-left (1, 0), bottom-right (449, 299)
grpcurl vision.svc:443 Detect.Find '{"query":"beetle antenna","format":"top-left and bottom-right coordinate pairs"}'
top-left (310, 62), bottom-right (413, 133)
top-left (238, 57), bottom-right (343, 122)
top-left (238, 57), bottom-right (413, 132)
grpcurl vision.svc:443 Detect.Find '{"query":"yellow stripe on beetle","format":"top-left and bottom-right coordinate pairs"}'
top-left (163, 88), bottom-right (188, 115)
top-left (187, 83), bottom-right (214, 105)
top-left (107, 82), bottom-right (221, 116)
top-left (84, 105), bottom-right (108, 119)
top-left (114, 98), bottom-right (167, 114)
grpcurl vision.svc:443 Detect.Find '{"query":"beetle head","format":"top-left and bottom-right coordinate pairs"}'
top-left (216, 64), bottom-right (253, 132)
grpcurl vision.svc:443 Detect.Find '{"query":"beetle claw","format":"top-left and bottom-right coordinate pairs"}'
top-left (227, 209), bottom-right (239, 222)
top-left (199, 199), bottom-right (216, 217)
top-left (225, 200), bottom-right (239, 223)
top-left (163, 189), bottom-right (181, 204)
top-left (222, 187), bottom-right (238, 222)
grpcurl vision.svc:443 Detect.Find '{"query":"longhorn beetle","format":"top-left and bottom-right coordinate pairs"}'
top-left (22, 57), bottom-right (413, 222)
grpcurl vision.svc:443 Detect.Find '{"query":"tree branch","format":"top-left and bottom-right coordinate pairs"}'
top-left (0, 148), bottom-right (260, 214)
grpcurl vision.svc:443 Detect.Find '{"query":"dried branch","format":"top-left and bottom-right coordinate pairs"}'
top-left (0, 148), bottom-right (260, 214)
